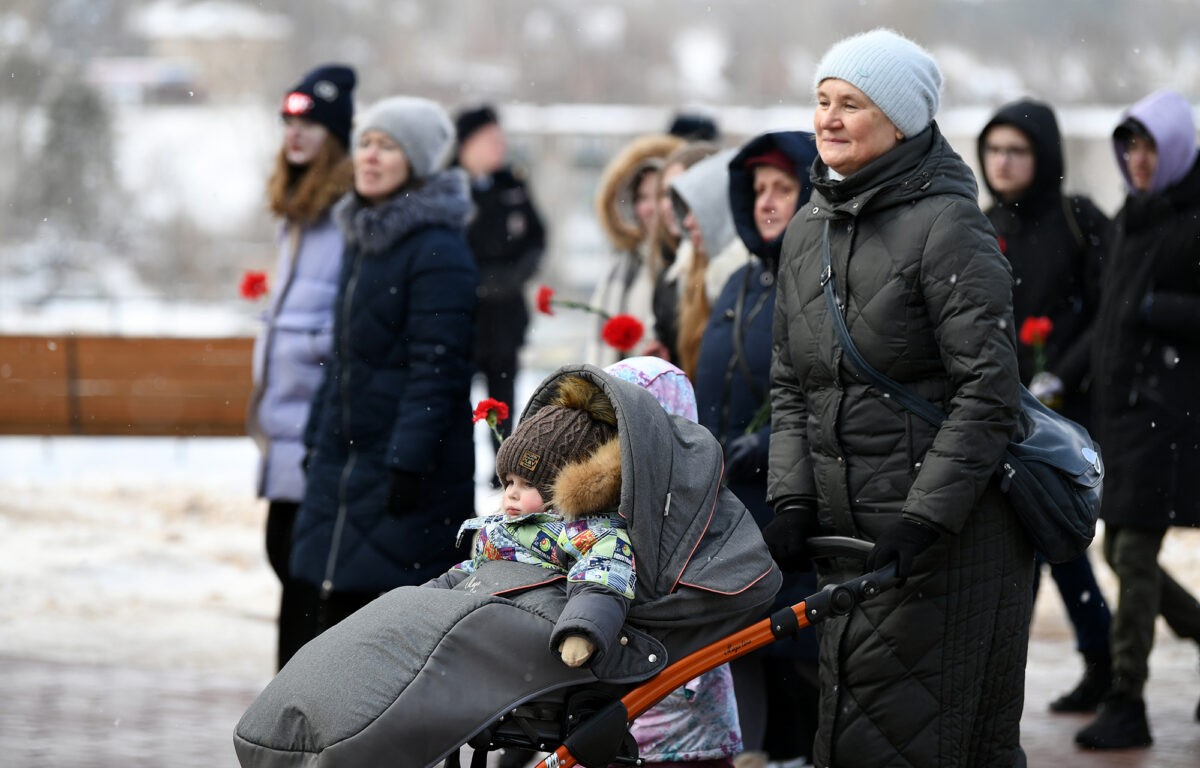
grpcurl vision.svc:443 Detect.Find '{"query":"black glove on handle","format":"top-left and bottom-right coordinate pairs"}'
top-left (864, 517), bottom-right (939, 586)
top-left (387, 470), bottom-right (422, 517)
top-left (762, 501), bottom-right (820, 573)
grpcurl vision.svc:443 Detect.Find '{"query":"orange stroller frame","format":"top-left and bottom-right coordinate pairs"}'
top-left (446, 536), bottom-right (898, 768)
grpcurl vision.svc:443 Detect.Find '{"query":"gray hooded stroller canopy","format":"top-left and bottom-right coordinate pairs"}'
top-left (234, 364), bottom-right (781, 768)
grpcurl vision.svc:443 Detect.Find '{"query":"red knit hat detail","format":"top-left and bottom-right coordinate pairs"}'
top-left (744, 147), bottom-right (795, 178)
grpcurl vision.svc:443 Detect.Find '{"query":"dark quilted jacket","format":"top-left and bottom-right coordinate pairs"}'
top-left (768, 124), bottom-right (1034, 767)
top-left (291, 170), bottom-right (478, 594)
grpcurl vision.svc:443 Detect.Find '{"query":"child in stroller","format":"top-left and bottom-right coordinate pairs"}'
top-left (428, 374), bottom-right (634, 670)
top-left (234, 364), bottom-right (781, 768)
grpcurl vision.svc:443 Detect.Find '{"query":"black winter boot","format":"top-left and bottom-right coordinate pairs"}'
top-left (1049, 649), bottom-right (1112, 713)
top-left (1075, 692), bottom-right (1153, 749)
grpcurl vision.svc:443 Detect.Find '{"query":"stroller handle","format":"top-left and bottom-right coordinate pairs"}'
top-left (807, 534), bottom-right (874, 560)
top-left (529, 536), bottom-right (898, 768)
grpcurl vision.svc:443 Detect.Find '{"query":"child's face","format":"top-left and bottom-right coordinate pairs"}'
top-left (501, 474), bottom-right (546, 518)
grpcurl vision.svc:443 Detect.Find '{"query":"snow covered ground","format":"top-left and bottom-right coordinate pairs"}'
top-left (0, 362), bottom-right (558, 682)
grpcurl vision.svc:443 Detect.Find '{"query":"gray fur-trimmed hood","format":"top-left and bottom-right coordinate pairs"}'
top-left (333, 167), bottom-right (473, 254)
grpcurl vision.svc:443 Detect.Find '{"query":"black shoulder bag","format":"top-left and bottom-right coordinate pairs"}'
top-left (819, 221), bottom-right (1103, 563)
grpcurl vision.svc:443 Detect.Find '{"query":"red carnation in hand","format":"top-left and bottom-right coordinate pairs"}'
top-left (1019, 316), bottom-right (1053, 347)
top-left (473, 398), bottom-right (510, 445)
top-left (535, 285), bottom-right (555, 315)
top-left (1019, 315), bottom-right (1054, 380)
top-left (240, 270), bottom-right (268, 300)
top-left (601, 314), bottom-right (645, 352)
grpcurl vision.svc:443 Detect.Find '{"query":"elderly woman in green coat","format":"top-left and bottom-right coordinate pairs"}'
top-left (763, 29), bottom-right (1032, 768)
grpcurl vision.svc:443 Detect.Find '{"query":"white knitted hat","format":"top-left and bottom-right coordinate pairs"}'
top-left (813, 28), bottom-right (943, 138)
top-left (352, 96), bottom-right (454, 180)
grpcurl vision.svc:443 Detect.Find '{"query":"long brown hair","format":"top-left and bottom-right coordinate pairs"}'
top-left (676, 240), bottom-right (710, 380)
top-left (266, 137), bottom-right (353, 223)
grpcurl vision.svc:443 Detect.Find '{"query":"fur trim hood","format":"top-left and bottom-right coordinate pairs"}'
top-left (595, 134), bottom-right (685, 252)
top-left (333, 167), bottom-right (473, 254)
top-left (551, 437), bottom-right (621, 520)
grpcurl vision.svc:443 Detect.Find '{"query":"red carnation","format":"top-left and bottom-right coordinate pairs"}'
top-left (1019, 315), bottom-right (1053, 378)
top-left (996, 235), bottom-right (1007, 255)
top-left (472, 398), bottom-right (510, 425)
top-left (1019, 316), bottom-right (1053, 347)
top-left (536, 285), bottom-right (555, 315)
top-left (473, 398), bottom-right (510, 445)
top-left (240, 270), bottom-right (268, 300)
top-left (601, 314), bottom-right (645, 352)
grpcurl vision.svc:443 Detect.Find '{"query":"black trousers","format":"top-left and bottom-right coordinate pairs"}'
top-left (265, 500), bottom-right (307, 669)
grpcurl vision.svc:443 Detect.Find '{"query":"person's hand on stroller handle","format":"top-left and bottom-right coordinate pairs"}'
top-left (762, 499), bottom-right (820, 572)
top-left (558, 634), bottom-right (595, 667)
top-left (864, 517), bottom-right (939, 586)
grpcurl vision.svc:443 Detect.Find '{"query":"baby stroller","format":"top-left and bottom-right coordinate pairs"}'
top-left (233, 365), bottom-right (894, 768)
top-left (463, 536), bottom-right (894, 768)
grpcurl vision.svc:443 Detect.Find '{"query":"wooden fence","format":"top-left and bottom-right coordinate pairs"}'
top-left (0, 335), bottom-right (254, 436)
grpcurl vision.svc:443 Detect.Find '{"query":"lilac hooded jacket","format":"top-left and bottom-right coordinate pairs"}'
top-left (1112, 89), bottom-right (1199, 196)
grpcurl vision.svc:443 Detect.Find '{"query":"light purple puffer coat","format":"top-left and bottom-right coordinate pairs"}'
top-left (246, 214), bottom-right (343, 502)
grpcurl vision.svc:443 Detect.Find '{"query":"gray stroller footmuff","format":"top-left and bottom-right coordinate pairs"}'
top-left (234, 365), bottom-right (782, 768)
top-left (235, 579), bottom-right (599, 768)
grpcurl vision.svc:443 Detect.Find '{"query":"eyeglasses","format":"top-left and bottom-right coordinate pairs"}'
top-left (984, 144), bottom-right (1033, 160)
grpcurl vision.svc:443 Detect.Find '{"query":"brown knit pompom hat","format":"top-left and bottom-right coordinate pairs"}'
top-left (495, 376), bottom-right (617, 499)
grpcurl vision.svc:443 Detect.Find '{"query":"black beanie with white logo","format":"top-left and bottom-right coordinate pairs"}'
top-left (281, 64), bottom-right (357, 149)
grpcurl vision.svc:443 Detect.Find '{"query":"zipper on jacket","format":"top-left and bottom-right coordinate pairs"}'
top-left (323, 452), bottom-right (357, 597)
top-left (322, 246), bottom-right (364, 595)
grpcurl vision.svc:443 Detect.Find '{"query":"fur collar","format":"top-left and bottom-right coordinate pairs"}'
top-left (595, 134), bottom-right (684, 252)
top-left (550, 438), bottom-right (622, 520)
top-left (333, 168), bottom-right (473, 254)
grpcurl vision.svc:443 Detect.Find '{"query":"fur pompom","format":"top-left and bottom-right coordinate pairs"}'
top-left (550, 376), bottom-right (617, 428)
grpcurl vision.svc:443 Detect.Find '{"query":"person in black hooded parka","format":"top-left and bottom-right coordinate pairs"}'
top-left (977, 98), bottom-right (1114, 715)
top-left (693, 130), bottom-right (819, 767)
top-left (289, 96), bottom-right (477, 644)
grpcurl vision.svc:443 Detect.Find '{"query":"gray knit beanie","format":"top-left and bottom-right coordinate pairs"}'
top-left (352, 96), bottom-right (455, 180)
top-left (813, 28), bottom-right (943, 138)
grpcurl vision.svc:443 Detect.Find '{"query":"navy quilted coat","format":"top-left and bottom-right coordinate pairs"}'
top-left (768, 124), bottom-right (1034, 767)
top-left (291, 170), bottom-right (478, 594)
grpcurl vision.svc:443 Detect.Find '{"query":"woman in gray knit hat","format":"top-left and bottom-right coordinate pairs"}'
top-left (762, 28), bottom-right (1032, 767)
top-left (288, 95), bottom-right (479, 645)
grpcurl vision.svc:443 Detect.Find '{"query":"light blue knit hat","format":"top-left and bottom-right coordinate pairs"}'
top-left (352, 96), bottom-right (455, 180)
top-left (813, 28), bottom-right (943, 138)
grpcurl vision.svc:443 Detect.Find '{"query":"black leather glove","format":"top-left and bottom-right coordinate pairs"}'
top-left (761, 501), bottom-right (820, 572)
top-left (387, 470), bottom-right (422, 517)
top-left (724, 433), bottom-right (766, 482)
top-left (864, 517), bottom-right (939, 586)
